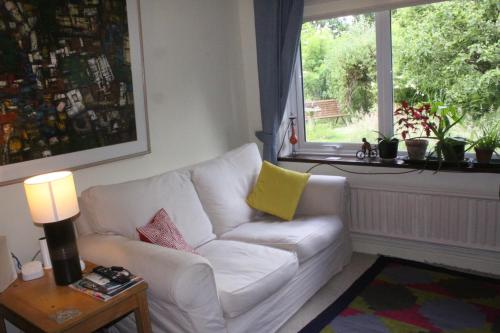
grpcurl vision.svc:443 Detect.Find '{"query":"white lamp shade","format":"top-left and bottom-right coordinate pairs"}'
top-left (24, 171), bottom-right (80, 223)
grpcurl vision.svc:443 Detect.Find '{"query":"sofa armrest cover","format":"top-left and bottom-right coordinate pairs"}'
top-left (78, 234), bottom-right (226, 332)
top-left (295, 175), bottom-right (348, 219)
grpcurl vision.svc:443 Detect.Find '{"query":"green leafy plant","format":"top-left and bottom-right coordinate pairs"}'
top-left (426, 103), bottom-right (465, 141)
top-left (374, 131), bottom-right (398, 143)
top-left (469, 123), bottom-right (500, 151)
top-left (393, 101), bottom-right (465, 141)
top-left (394, 101), bottom-right (466, 164)
top-left (424, 103), bottom-right (466, 162)
top-left (375, 131), bottom-right (400, 160)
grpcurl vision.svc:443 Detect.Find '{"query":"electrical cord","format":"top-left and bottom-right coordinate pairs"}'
top-left (277, 120), bottom-right (292, 158)
top-left (276, 118), bottom-right (436, 174)
top-left (10, 249), bottom-right (43, 271)
top-left (11, 252), bottom-right (22, 270)
top-left (305, 162), bottom-right (427, 175)
top-left (276, 118), bottom-right (469, 174)
top-left (31, 250), bottom-right (41, 261)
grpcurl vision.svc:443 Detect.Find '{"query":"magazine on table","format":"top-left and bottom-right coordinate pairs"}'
top-left (69, 268), bottom-right (143, 302)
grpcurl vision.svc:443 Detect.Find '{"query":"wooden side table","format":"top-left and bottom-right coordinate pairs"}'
top-left (0, 262), bottom-right (152, 333)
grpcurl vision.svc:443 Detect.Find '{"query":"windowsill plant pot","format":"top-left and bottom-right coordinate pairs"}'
top-left (474, 148), bottom-right (494, 164)
top-left (394, 102), bottom-right (433, 161)
top-left (438, 137), bottom-right (467, 163)
top-left (405, 139), bottom-right (428, 160)
top-left (469, 122), bottom-right (499, 164)
top-left (376, 133), bottom-right (399, 161)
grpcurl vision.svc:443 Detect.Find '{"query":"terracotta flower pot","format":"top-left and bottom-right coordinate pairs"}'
top-left (405, 139), bottom-right (428, 160)
top-left (474, 147), bottom-right (494, 164)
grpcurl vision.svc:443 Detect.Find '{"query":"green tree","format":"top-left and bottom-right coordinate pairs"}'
top-left (301, 0), bottom-right (499, 124)
top-left (301, 23), bottom-right (334, 100)
top-left (325, 16), bottom-right (376, 115)
top-left (392, 0), bottom-right (499, 118)
top-left (301, 16), bottom-right (377, 115)
top-left (310, 19), bottom-right (348, 37)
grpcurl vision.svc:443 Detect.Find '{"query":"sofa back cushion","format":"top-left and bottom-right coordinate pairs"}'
top-left (246, 161), bottom-right (310, 221)
top-left (191, 143), bottom-right (262, 235)
top-left (73, 198), bottom-right (94, 237)
top-left (80, 170), bottom-right (215, 248)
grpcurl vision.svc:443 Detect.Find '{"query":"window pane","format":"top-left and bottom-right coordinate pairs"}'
top-left (392, 0), bottom-right (499, 147)
top-left (301, 14), bottom-right (378, 144)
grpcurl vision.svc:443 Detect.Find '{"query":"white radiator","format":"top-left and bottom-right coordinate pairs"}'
top-left (349, 185), bottom-right (500, 252)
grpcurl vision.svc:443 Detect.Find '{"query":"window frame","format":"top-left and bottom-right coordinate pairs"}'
top-left (292, 11), bottom-right (394, 155)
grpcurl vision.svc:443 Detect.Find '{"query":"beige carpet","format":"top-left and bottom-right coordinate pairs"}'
top-left (277, 252), bottom-right (377, 333)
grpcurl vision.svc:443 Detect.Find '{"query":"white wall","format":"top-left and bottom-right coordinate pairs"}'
top-left (0, 0), bottom-right (249, 264)
top-left (237, 0), bottom-right (262, 150)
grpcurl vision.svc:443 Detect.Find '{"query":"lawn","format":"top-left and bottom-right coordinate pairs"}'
top-left (305, 112), bottom-right (379, 144)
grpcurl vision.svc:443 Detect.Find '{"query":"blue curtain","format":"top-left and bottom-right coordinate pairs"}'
top-left (254, 0), bottom-right (304, 163)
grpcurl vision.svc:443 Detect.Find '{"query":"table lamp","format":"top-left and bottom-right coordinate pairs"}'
top-left (23, 171), bottom-right (82, 285)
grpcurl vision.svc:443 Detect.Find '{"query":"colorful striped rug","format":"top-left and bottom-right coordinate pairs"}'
top-left (301, 256), bottom-right (500, 333)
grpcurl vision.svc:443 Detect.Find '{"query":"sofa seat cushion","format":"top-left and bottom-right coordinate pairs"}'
top-left (220, 215), bottom-right (344, 263)
top-left (197, 240), bottom-right (298, 319)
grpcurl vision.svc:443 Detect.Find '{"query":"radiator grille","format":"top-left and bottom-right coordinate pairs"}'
top-left (349, 186), bottom-right (500, 251)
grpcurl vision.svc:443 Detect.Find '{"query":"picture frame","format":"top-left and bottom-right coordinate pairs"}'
top-left (0, 0), bottom-right (150, 186)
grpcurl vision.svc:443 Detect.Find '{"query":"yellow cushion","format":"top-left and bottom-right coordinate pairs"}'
top-left (246, 161), bottom-right (310, 221)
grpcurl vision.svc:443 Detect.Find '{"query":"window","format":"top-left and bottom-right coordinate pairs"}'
top-left (293, 0), bottom-right (499, 155)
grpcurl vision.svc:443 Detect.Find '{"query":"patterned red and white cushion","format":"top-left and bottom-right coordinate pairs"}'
top-left (137, 208), bottom-right (198, 254)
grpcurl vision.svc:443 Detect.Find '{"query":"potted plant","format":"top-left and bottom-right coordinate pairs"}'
top-left (394, 101), bottom-right (431, 160)
top-left (395, 101), bottom-right (466, 163)
top-left (376, 132), bottom-right (399, 161)
top-left (425, 103), bottom-right (466, 163)
top-left (469, 123), bottom-right (500, 163)
top-left (438, 137), bottom-right (467, 162)
top-left (405, 138), bottom-right (429, 161)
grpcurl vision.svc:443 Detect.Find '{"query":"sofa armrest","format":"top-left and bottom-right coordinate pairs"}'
top-left (295, 175), bottom-right (348, 219)
top-left (78, 234), bottom-right (226, 332)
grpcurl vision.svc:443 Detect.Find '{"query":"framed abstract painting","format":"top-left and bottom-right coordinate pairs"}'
top-left (0, 0), bottom-right (149, 185)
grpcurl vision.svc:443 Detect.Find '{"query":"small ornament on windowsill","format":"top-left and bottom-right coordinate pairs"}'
top-left (356, 138), bottom-right (378, 159)
top-left (289, 116), bottom-right (298, 156)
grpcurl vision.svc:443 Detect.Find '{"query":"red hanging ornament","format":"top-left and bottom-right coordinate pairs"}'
top-left (289, 117), bottom-right (298, 145)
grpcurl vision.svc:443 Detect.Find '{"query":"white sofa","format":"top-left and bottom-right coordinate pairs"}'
top-left (75, 143), bottom-right (352, 333)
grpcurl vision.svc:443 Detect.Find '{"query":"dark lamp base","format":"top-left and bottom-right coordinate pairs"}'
top-left (43, 219), bottom-right (82, 285)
